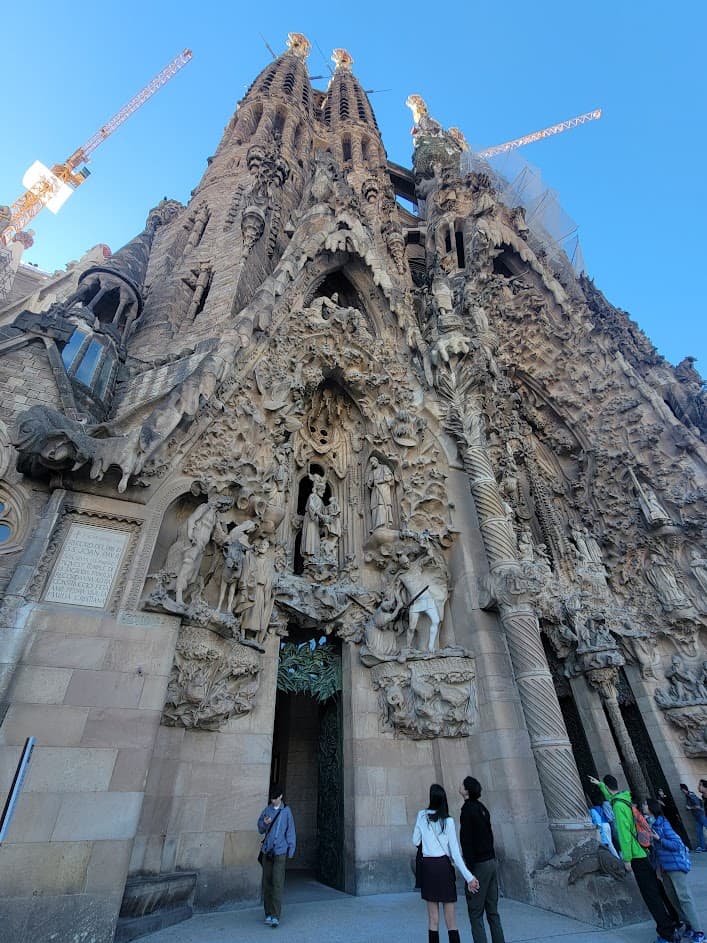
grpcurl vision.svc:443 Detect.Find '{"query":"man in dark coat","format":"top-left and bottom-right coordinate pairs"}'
top-left (459, 776), bottom-right (505, 943)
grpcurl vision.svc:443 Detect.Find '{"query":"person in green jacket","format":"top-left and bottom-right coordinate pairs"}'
top-left (589, 774), bottom-right (678, 943)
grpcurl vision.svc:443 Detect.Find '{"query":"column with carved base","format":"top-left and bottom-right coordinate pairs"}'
top-left (440, 371), bottom-right (592, 847)
top-left (586, 666), bottom-right (650, 799)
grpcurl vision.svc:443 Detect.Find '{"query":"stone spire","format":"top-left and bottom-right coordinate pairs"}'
top-left (322, 48), bottom-right (385, 172)
top-left (220, 32), bottom-right (315, 156)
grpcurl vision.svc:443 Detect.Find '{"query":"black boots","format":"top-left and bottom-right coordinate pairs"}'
top-left (428, 929), bottom-right (460, 942)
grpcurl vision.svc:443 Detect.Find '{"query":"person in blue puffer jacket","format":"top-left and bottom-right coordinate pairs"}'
top-left (647, 798), bottom-right (704, 943)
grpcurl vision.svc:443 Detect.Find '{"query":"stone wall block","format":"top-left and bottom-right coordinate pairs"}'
top-left (24, 634), bottom-right (111, 670)
top-left (0, 841), bottom-right (92, 896)
top-left (176, 831), bottom-right (225, 870)
top-left (62, 670), bottom-right (145, 709)
top-left (11, 665), bottom-right (73, 704)
top-left (109, 748), bottom-right (152, 792)
top-left (51, 792), bottom-right (143, 842)
top-left (81, 708), bottom-right (161, 750)
top-left (25, 746), bottom-right (117, 793)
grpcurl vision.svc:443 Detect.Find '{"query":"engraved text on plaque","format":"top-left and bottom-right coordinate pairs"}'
top-left (44, 524), bottom-right (130, 608)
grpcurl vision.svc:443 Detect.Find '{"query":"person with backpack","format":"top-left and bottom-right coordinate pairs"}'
top-left (647, 798), bottom-right (704, 943)
top-left (589, 774), bottom-right (679, 943)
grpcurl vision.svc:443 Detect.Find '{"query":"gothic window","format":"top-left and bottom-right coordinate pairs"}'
top-left (61, 326), bottom-right (90, 370)
top-left (302, 83), bottom-right (310, 108)
top-left (0, 502), bottom-right (11, 545)
top-left (444, 227), bottom-right (452, 255)
top-left (293, 121), bottom-right (304, 152)
top-left (342, 135), bottom-right (352, 163)
top-left (361, 137), bottom-right (370, 166)
top-left (74, 338), bottom-right (103, 385)
top-left (0, 483), bottom-right (29, 555)
top-left (339, 94), bottom-right (350, 120)
top-left (60, 327), bottom-right (114, 396)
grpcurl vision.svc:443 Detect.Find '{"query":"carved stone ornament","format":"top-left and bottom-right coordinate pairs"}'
top-left (162, 624), bottom-right (261, 730)
top-left (653, 656), bottom-right (707, 757)
top-left (370, 655), bottom-right (476, 739)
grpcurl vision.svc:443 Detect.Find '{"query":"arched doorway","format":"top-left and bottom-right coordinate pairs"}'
top-left (270, 624), bottom-right (345, 890)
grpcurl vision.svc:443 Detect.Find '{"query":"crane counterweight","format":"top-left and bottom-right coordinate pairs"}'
top-left (0, 48), bottom-right (193, 248)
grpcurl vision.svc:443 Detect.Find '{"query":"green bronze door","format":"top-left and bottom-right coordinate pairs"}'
top-left (316, 692), bottom-right (344, 889)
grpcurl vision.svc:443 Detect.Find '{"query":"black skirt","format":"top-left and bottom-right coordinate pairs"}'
top-left (420, 854), bottom-right (457, 903)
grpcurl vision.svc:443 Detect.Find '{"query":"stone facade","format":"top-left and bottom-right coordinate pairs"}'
top-left (0, 32), bottom-right (705, 943)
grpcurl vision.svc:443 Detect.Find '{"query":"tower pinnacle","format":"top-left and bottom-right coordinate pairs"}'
top-left (286, 32), bottom-right (311, 58)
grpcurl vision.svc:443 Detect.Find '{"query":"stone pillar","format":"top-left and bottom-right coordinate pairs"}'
top-left (493, 572), bottom-right (592, 846)
top-left (440, 383), bottom-right (592, 848)
top-left (586, 666), bottom-right (650, 799)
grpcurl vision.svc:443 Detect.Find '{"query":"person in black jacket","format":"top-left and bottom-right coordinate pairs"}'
top-left (459, 776), bottom-right (506, 943)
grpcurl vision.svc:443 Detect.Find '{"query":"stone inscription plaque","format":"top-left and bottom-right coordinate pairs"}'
top-left (44, 523), bottom-right (130, 608)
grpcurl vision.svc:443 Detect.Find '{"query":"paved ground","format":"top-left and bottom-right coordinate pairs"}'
top-left (146, 856), bottom-right (707, 943)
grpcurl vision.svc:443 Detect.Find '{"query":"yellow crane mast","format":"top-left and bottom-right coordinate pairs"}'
top-left (0, 49), bottom-right (193, 248)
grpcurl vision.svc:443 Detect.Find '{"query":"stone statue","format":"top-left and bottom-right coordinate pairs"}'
top-left (645, 553), bottom-right (693, 612)
top-left (236, 538), bottom-right (274, 644)
top-left (697, 660), bottom-right (707, 700)
top-left (367, 457), bottom-right (395, 531)
top-left (665, 656), bottom-right (701, 703)
top-left (609, 621), bottom-right (657, 679)
top-left (518, 527), bottom-right (534, 562)
top-left (361, 590), bottom-right (405, 665)
top-left (395, 551), bottom-right (448, 652)
top-left (320, 496), bottom-right (341, 566)
top-left (164, 495), bottom-right (233, 606)
top-left (301, 475), bottom-right (327, 564)
top-left (633, 477), bottom-right (671, 527)
top-left (689, 548), bottom-right (707, 594)
top-left (571, 525), bottom-right (603, 566)
top-left (216, 520), bottom-right (257, 614)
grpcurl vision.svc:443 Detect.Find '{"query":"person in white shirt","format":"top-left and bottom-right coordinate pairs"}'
top-left (413, 783), bottom-right (480, 943)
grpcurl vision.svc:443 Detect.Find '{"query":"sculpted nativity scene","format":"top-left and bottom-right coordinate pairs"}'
top-left (0, 33), bottom-right (705, 943)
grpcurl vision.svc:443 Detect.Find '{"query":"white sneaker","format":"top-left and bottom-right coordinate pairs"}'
top-left (271, 917), bottom-right (279, 928)
top-left (264, 916), bottom-right (273, 925)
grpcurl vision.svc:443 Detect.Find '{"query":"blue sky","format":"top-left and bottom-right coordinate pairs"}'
top-left (3, 1), bottom-right (705, 368)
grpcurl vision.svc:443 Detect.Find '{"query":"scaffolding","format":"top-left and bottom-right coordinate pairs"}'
top-left (461, 148), bottom-right (585, 278)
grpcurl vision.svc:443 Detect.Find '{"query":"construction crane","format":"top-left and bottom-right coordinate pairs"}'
top-left (0, 49), bottom-right (193, 248)
top-left (476, 108), bottom-right (602, 160)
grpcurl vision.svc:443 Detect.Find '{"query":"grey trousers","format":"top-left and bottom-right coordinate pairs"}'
top-left (662, 869), bottom-right (701, 931)
top-left (262, 853), bottom-right (287, 919)
top-left (465, 858), bottom-right (505, 943)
